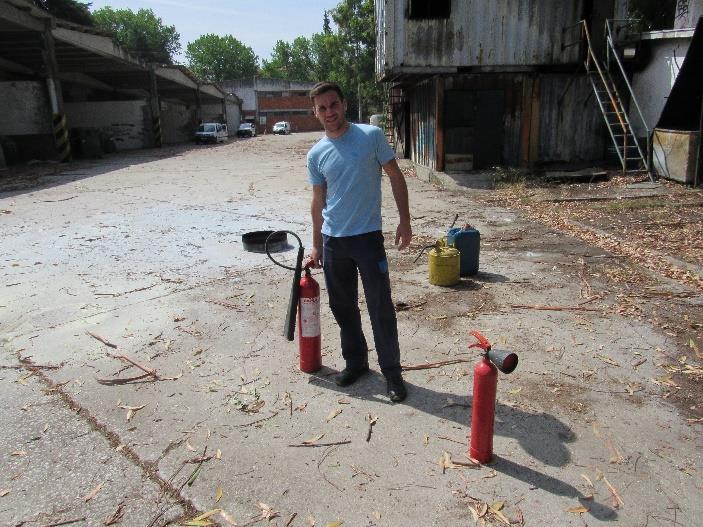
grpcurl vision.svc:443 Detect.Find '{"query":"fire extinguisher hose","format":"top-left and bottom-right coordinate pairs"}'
top-left (265, 231), bottom-right (304, 341)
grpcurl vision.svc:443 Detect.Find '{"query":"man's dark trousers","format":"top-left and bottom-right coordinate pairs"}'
top-left (322, 231), bottom-right (401, 379)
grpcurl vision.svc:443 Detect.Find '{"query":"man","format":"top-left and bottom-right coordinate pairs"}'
top-left (306, 81), bottom-right (412, 402)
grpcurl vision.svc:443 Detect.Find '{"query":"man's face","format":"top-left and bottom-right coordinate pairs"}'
top-left (313, 90), bottom-right (347, 136)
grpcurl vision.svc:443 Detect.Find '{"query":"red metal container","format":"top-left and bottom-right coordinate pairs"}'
top-left (469, 355), bottom-right (498, 463)
top-left (297, 269), bottom-right (321, 372)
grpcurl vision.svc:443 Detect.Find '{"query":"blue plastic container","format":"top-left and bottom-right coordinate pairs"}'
top-left (447, 226), bottom-right (480, 276)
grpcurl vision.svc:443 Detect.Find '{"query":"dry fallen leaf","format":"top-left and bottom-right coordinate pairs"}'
top-left (0, 489), bottom-right (9, 497)
top-left (372, 511), bottom-right (381, 520)
top-left (580, 473), bottom-right (594, 488)
top-left (215, 486), bottom-right (223, 503)
top-left (478, 503), bottom-right (488, 517)
top-left (567, 505), bottom-right (590, 514)
top-left (216, 449), bottom-right (222, 460)
top-left (184, 508), bottom-right (222, 526)
top-left (324, 522), bottom-right (343, 527)
top-left (482, 470), bottom-right (497, 479)
top-left (83, 481), bottom-right (104, 502)
top-left (217, 510), bottom-right (238, 526)
top-left (325, 408), bottom-right (343, 422)
top-left (303, 433), bottom-right (325, 445)
top-left (256, 502), bottom-right (280, 520)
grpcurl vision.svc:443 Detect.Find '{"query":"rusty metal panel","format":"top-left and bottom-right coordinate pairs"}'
top-left (537, 74), bottom-right (605, 162)
top-left (408, 78), bottom-right (437, 169)
top-left (392, 0), bottom-right (584, 68)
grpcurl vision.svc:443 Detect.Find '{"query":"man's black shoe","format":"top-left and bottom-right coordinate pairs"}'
top-left (334, 364), bottom-right (370, 387)
top-left (386, 376), bottom-right (407, 402)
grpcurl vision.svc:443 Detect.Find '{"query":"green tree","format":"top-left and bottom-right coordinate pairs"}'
top-left (32, 0), bottom-right (93, 26)
top-left (261, 37), bottom-right (315, 81)
top-left (186, 34), bottom-right (258, 82)
top-left (92, 7), bottom-right (180, 63)
top-left (328, 0), bottom-right (383, 121)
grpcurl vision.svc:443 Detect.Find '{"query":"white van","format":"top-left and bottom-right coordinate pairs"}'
top-left (272, 121), bottom-right (291, 135)
top-left (195, 123), bottom-right (228, 144)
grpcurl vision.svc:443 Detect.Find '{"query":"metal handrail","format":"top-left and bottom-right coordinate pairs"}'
top-left (605, 19), bottom-right (651, 173)
top-left (581, 21), bottom-right (629, 165)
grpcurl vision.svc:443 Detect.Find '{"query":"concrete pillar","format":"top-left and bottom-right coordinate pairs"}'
top-left (148, 69), bottom-right (162, 148)
top-left (42, 29), bottom-right (71, 162)
top-left (195, 88), bottom-right (202, 124)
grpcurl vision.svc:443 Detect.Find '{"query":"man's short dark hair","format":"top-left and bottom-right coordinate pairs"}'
top-left (309, 82), bottom-right (345, 103)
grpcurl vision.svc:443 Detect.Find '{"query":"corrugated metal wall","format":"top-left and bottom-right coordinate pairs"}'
top-left (395, 0), bottom-right (584, 68)
top-left (375, 0), bottom-right (386, 80)
top-left (408, 78), bottom-right (437, 170)
top-left (538, 74), bottom-right (605, 162)
top-left (399, 72), bottom-right (606, 170)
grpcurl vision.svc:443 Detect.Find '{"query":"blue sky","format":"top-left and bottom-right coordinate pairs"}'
top-left (89, 0), bottom-right (341, 64)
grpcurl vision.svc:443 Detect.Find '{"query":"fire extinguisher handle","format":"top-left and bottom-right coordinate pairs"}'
top-left (468, 330), bottom-right (491, 352)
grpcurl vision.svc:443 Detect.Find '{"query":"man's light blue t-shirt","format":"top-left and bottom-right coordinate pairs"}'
top-left (307, 123), bottom-right (395, 237)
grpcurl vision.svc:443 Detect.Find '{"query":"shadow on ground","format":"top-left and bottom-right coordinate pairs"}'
top-left (310, 369), bottom-right (618, 522)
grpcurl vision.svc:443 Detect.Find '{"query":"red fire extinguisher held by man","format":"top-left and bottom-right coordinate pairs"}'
top-left (266, 231), bottom-right (322, 373)
top-left (468, 330), bottom-right (518, 463)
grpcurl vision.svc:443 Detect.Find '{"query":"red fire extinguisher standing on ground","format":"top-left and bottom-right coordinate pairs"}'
top-left (468, 331), bottom-right (518, 463)
top-left (297, 264), bottom-right (321, 372)
top-left (266, 231), bottom-right (322, 373)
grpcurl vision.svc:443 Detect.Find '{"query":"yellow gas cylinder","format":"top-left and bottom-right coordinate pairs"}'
top-left (428, 244), bottom-right (460, 286)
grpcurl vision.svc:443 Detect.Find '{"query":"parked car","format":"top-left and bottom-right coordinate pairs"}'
top-left (195, 122), bottom-right (227, 144)
top-left (237, 122), bottom-right (257, 138)
top-left (272, 121), bottom-right (291, 135)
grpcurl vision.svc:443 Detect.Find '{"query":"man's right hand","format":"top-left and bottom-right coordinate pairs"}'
top-left (309, 246), bottom-right (323, 268)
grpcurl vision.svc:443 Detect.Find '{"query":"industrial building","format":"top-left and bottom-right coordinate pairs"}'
top-left (376, 0), bottom-right (702, 185)
top-left (0, 0), bottom-right (240, 166)
top-left (222, 77), bottom-right (321, 135)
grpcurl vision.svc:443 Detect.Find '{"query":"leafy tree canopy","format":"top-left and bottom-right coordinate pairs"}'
top-left (186, 34), bottom-right (259, 82)
top-left (92, 7), bottom-right (181, 64)
top-left (32, 0), bottom-right (94, 26)
top-left (260, 37), bottom-right (315, 81)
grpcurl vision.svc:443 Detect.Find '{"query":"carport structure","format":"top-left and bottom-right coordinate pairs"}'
top-left (0, 0), bottom-right (238, 163)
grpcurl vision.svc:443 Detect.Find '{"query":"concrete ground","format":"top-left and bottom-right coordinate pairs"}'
top-left (1, 133), bottom-right (701, 527)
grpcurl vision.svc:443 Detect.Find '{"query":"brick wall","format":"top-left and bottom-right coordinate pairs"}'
top-left (259, 114), bottom-right (322, 134)
top-left (258, 94), bottom-right (312, 111)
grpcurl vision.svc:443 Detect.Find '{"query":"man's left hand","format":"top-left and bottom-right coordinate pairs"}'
top-left (395, 222), bottom-right (412, 250)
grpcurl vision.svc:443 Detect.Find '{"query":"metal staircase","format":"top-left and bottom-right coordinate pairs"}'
top-left (581, 20), bottom-right (653, 179)
top-left (384, 85), bottom-right (404, 149)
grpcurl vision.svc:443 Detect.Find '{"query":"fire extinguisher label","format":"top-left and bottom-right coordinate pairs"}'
top-left (300, 296), bottom-right (320, 337)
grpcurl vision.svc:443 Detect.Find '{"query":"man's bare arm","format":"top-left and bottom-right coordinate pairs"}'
top-left (382, 158), bottom-right (412, 250)
top-left (310, 183), bottom-right (326, 267)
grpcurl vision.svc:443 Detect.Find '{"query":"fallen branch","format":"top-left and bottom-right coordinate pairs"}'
top-left (602, 476), bottom-right (624, 508)
top-left (509, 304), bottom-right (601, 312)
top-left (86, 331), bottom-right (117, 348)
top-left (94, 283), bottom-right (158, 297)
top-left (18, 356), bottom-right (63, 369)
top-left (235, 411), bottom-right (279, 428)
top-left (106, 352), bottom-right (157, 377)
top-left (288, 439), bottom-right (351, 448)
top-left (284, 512), bottom-right (297, 527)
top-left (402, 358), bottom-right (473, 371)
top-left (207, 299), bottom-right (241, 310)
top-left (39, 518), bottom-right (86, 527)
top-left (366, 414), bottom-right (378, 442)
top-left (96, 373), bottom-right (153, 385)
